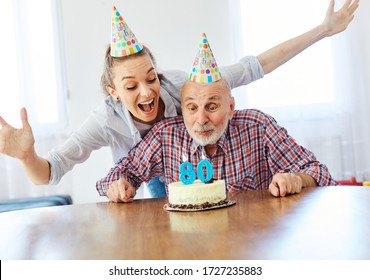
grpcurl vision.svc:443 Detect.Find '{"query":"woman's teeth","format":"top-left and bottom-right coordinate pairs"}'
top-left (138, 99), bottom-right (154, 112)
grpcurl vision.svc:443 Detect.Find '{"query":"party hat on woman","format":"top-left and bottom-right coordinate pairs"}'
top-left (189, 33), bottom-right (221, 83)
top-left (111, 6), bottom-right (143, 57)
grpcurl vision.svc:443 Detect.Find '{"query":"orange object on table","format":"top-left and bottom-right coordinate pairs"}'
top-left (337, 177), bottom-right (362, 186)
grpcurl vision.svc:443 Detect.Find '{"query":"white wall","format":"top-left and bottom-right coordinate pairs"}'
top-left (59, 0), bottom-right (370, 204)
top-left (354, 0), bottom-right (370, 97)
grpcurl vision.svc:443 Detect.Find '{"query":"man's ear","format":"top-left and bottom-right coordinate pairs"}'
top-left (106, 85), bottom-right (119, 100)
top-left (229, 96), bottom-right (235, 120)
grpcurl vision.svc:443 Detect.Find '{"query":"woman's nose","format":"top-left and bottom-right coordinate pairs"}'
top-left (139, 85), bottom-right (151, 97)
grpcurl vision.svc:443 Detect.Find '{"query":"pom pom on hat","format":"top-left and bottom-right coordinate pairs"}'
top-left (111, 6), bottom-right (143, 57)
top-left (188, 33), bottom-right (222, 83)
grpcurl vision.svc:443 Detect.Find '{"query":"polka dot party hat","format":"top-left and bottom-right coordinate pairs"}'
top-left (189, 33), bottom-right (221, 83)
top-left (111, 6), bottom-right (143, 57)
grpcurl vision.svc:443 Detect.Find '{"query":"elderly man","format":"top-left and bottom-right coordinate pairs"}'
top-left (96, 34), bottom-right (336, 202)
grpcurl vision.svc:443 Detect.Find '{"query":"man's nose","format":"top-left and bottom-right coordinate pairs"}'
top-left (196, 109), bottom-right (209, 125)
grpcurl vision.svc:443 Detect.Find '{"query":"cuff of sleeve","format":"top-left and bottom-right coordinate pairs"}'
top-left (46, 154), bottom-right (62, 185)
top-left (123, 175), bottom-right (141, 191)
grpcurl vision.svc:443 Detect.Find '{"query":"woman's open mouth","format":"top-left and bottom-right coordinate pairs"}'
top-left (138, 98), bottom-right (155, 113)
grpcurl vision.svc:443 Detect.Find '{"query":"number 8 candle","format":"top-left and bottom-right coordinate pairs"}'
top-left (179, 152), bottom-right (196, 185)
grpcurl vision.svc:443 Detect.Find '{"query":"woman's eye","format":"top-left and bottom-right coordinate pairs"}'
top-left (148, 77), bottom-right (157, 84)
top-left (126, 86), bottom-right (137, 91)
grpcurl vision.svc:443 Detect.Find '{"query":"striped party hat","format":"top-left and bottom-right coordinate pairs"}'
top-left (111, 6), bottom-right (143, 57)
top-left (189, 33), bottom-right (221, 83)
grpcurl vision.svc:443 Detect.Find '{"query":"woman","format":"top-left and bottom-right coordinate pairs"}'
top-left (0, 0), bottom-right (359, 201)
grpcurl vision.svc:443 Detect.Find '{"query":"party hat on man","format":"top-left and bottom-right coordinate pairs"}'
top-left (111, 6), bottom-right (143, 57)
top-left (189, 33), bottom-right (221, 83)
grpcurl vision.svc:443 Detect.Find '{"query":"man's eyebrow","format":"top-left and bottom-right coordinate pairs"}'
top-left (183, 96), bottom-right (194, 103)
top-left (121, 67), bottom-right (155, 81)
top-left (208, 95), bottom-right (221, 100)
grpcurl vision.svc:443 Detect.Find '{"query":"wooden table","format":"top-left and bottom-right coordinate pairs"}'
top-left (1, 186), bottom-right (369, 260)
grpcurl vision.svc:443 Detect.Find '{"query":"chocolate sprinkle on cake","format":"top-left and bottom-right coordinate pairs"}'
top-left (205, 178), bottom-right (216, 184)
top-left (168, 199), bottom-right (229, 210)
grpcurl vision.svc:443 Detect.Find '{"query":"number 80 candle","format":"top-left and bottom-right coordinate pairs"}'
top-left (179, 149), bottom-right (213, 185)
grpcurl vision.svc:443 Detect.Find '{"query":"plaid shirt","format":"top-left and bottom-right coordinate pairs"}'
top-left (96, 109), bottom-right (336, 195)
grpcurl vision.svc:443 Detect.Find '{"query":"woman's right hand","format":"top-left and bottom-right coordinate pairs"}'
top-left (321, 0), bottom-right (359, 37)
top-left (0, 107), bottom-right (35, 160)
top-left (107, 178), bottom-right (137, 203)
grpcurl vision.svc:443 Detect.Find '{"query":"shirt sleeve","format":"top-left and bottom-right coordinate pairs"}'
top-left (221, 56), bottom-right (265, 89)
top-left (95, 123), bottom-right (164, 196)
top-left (46, 113), bottom-right (109, 185)
top-left (263, 113), bottom-right (337, 186)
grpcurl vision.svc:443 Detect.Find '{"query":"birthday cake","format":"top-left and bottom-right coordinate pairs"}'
top-left (167, 179), bottom-right (227, 210)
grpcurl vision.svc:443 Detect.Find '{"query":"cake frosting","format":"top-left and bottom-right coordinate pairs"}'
top-left (167, 179), bottom-right (227, 209)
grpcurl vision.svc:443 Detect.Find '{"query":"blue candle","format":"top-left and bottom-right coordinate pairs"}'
top-left (198, 148), bottom-right (213, 183)
top-left (179, 153), bottom-right (196, 185)
top-left (197, 159), bottom-right (213, 183)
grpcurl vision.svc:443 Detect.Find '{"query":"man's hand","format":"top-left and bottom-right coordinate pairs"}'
top-left (107, 178), bottom-right (136, 202)
top-left (268, 173), bottom-right (303, 197)
top-left (269, 173), bottom-right (318, 197)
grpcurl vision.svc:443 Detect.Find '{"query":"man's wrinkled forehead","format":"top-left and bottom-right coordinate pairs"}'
top-left (181, 80), bottom-right (230, 103)
top-left (183, 93), bottom-right (222, 104)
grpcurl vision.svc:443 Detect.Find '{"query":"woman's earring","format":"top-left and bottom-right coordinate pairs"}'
top-left (116, 97), bottom-right (120, 102)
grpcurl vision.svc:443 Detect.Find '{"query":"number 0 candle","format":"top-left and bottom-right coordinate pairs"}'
top-left (198, 148), bottom-right (213, 183)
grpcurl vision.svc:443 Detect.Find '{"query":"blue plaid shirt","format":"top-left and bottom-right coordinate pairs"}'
top-left (96, 109), bottom-right (336, 195)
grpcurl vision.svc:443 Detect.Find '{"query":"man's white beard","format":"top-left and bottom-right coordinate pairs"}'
top-left (187, 121), bottom-right (228, 147)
